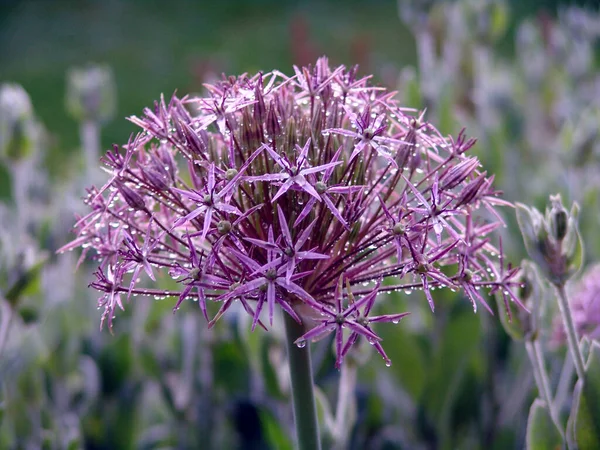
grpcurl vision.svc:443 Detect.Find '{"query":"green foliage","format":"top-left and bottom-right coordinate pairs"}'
top-left (569, 342), bottom-right (600, 450)
top-left (526, 399), bottom-right (563, 450)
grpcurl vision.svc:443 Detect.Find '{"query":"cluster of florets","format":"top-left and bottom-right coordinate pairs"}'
top-left (60, 57), bottom-right (522, 368)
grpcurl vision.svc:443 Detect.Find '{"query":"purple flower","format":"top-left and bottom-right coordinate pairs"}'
top-left (62, 57), bottom-right (521, 368)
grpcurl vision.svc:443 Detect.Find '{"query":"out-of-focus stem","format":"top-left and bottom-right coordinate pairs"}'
top-left (80, 120), bottom-right (100, 178)
top-left (555, 284), bottom-right (585, 380)
top-left (283, 312), bottom-right (321, 450)
top-left (554, 355), bottom-right (574, 413)
top-left (525, 339), bottom-right (564, 439)
top-left (332, 360), bottom-right (356, 448)
top-left (415, 27), bottom-right (437, 113)
top-left (0, 299), bottom-right (14, 358)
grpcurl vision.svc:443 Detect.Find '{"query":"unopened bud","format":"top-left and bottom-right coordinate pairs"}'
top-left (144, 167), bottom-right (170, 191)
top-left (266, 101), bottom-right (281, 137)
top-left (516, 195), bottom-right (583, 286)
top-left (66, 65), bottom-right (116, 123)
top-left (0, 84), bottom-right (36, 161)
top-left (548, 194), bottom-right (568, 241)
top-left (116, 181), bottom-right (146, 211)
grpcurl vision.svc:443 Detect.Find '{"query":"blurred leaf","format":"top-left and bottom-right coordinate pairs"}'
top-left (5, 255), bottom-right (46, 308)
top-left (314, 385), bottom-right (335, 447)
top-left (261, 407), bottom-right (293, 450)
top-left (437, 89), bottom-right (456, 136)
top-left (260, 336), bottom-right (284, 400)
top-left (570, 341), bottom-right (600, 450)
top-left (98, 334), bottom-right (133, 396)
top-left (425, 309), bottom-right (481, 416)
top-left (375, 321), bottom-right (426, 401)
top-left (139, 345), bottom-right (162, 379)
top-left (213, 338), bottom-right (251, 393)
top-left (0, 162), bottom-right (10, 200)
top-left (489, 2), bottom-right (509, 42)
top-left (526, 399), bottom-right (562, 450)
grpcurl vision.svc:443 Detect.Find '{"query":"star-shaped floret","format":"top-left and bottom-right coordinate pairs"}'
top-left (294, 276), bottom-right (409, 368)
top-left (170, 233), bottom-right (229, 320)
top-left (121, 218), bottom-right (160, 299)
top-left (243, 138), bottom-right (342, 202)
top-left (90, 265), bottom-right (126, 331)
top-left (245, 205), bottom-right (328, 282)
top-left (293, 146), bottom-right (363, 229)
top-left (220, 228), bottom-right (314, 328)
top-left (324, 106), bottom-right (406, 165)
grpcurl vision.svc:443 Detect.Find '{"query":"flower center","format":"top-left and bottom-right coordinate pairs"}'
top-left (393, 223), bottom-right (406, 236)
top-left (225, 168), bottom-right (238, 181)
top-left (217, 220), bottom-right (232, 235)
top-left (203, 194), bottom-right (213, 205)
top-left (315, 181), bottom-right (327, 194)
top-left (265, 269), bottom-right (277, 281)
top-left (461, 269), bottom-right (473, 283)
top-left (416, 262), bottom-right (430, 274)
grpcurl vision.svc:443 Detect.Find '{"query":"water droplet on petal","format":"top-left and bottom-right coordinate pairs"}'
top-left (296, 339), bottom-right (306, 348)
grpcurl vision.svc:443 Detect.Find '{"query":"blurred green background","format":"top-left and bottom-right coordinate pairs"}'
top-left (0, 0), bottom-right (591, 177)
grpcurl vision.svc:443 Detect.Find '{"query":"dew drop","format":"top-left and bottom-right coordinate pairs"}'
top-left (385, 359), bottom-right (392, 367)
top-left (296, 339), bottom-right (306, 348)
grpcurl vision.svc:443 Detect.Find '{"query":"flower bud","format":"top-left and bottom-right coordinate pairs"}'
top-left (144, 167), bottom-right (170, 191)
top-left (266, 101), bottom-right (281, 137)
top-left (548, 194), bottom-right (568, 241)
top-left (66, 65), bottom-right (116, 123)
top-left (157, 144), bottom-right (178, 183)
top-left (516, 195), bottom-right (583, 286)
top-left (253, 76), bottom-right (266, 124)
top-left (0, 84), bottom-right (36, 161)
top-left (116, 181), bottom-right (146, 211)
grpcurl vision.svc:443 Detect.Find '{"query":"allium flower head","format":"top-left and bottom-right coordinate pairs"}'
top-left (60, 57), bottom-right (521, 367)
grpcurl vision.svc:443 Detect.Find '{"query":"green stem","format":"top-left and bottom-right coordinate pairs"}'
top-left (555, 283), bottom-right (586, 380)
top-left (0, 300), bottom-right (14, 359)
top-left (283, 313), bottom-right (321, 450)
top-left (332, 360), bottom-right (357, 449)
top-left (525, 340), bottom-right (564, 439)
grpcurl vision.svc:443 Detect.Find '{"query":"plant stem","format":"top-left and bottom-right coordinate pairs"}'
top-left (0, 299), bottom-right (14, 359)
top-left (555, 283), bottom-right (586, 380)
top-left (525, 339), bottom-right (564, 438)
top-left (554, 355), bottom-right (574, 414)
top-left (332, 360), bottom-right (357, 448)
top-left (283, 313), bottom-right (321, 450)
top-left (80, 120), bottom-right (100, 179)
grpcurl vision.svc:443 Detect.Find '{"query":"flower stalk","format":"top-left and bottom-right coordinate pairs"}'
top-left (555, 283), bottom-right (585, 380)
top-left (283, 312), bottom-right (321, 450)
top-left (525, 339), bottom-right (564, 438)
